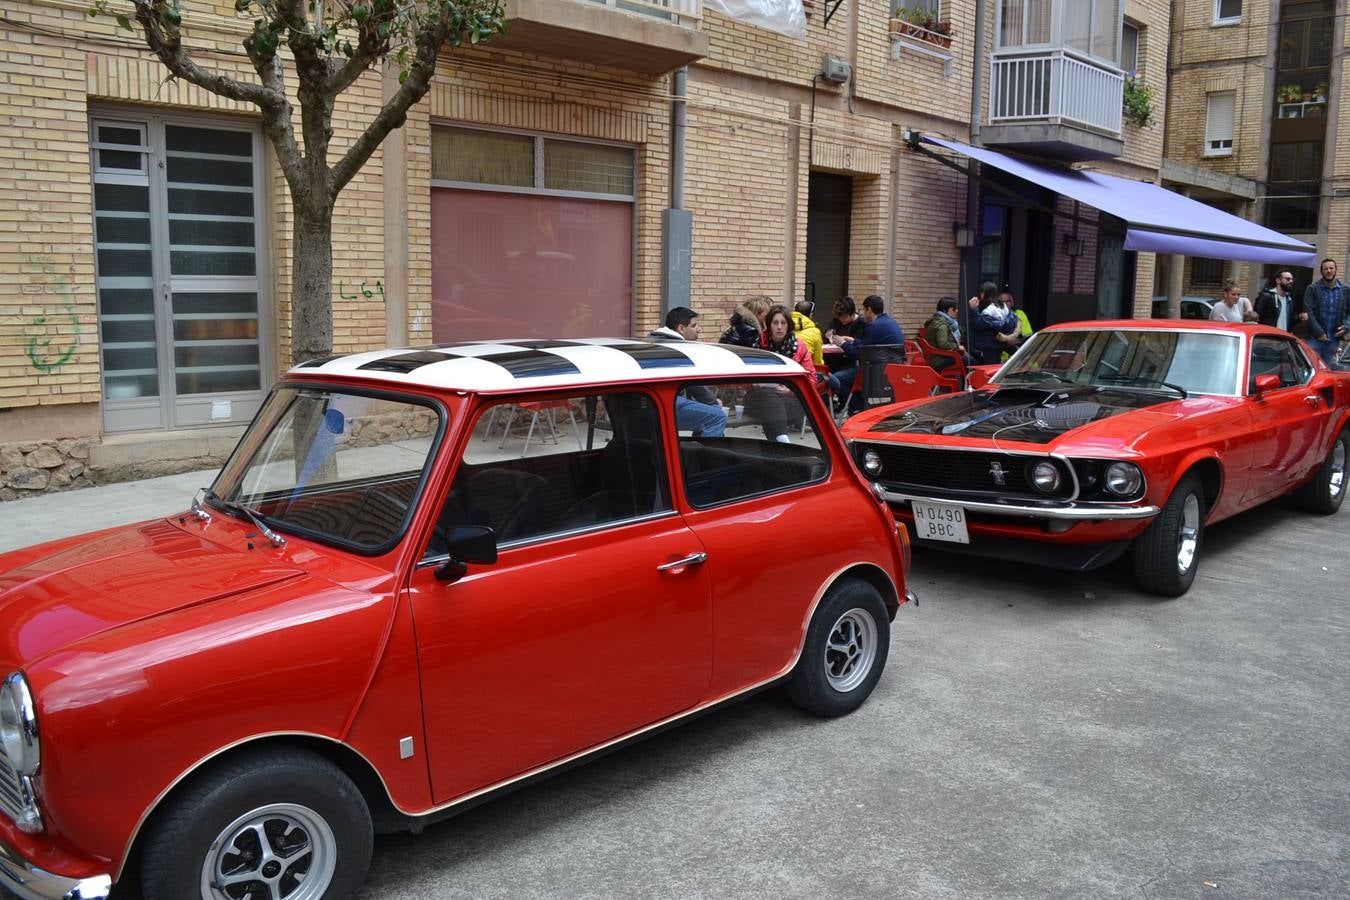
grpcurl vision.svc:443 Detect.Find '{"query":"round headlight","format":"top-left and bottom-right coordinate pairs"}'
top-left (1105, 462), bottom-right (1144, 497)
top-left (0, 673), bottom-right (38, 776)
top-left (863, 449), bottom-right (883, 476)
top-left (1030, 461), bottom-right (1061, 493)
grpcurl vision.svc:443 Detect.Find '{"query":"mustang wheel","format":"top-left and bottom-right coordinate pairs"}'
top-left (140, 748), bottom-right (372, 900)
top-left (784, 577), bottom-right (889, 716)
top-left (1291, 427), bottom-right (1348, 515)
top-left (1131, 473), bottom-right (1205, 597)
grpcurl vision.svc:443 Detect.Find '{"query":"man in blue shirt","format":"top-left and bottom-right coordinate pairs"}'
top-left (830, 295), bottom-right (906, 414)
top-left (1302, 258), bottom-right (1348, 368)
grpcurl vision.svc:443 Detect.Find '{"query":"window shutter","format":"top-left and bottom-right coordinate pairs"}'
top-left (1205, 92), bottom-right (1235, 155)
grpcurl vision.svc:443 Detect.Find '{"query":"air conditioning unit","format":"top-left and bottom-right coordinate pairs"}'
top-left (821, 55), bottom-right (851, 85)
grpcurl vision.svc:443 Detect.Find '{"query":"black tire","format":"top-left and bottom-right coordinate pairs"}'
top-left (1291, 427), bottom-right (1348, 515)
top-left (784, 577), bottom-right (890, 716)
top-left (1132, 473), bottom-right (1205, 597)
top-left (140, 748), bottom-right (373, 900)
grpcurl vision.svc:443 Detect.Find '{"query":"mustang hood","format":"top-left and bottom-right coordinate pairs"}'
top-left (0, 519), bottom-right (304, 666)
top-left (868, 385), bottom-right (1177, 445)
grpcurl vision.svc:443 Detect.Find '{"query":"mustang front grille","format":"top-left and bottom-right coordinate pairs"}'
top-left (855, 442), bottom-right (1075, 502)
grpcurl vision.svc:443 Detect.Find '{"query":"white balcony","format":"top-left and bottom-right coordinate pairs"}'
top-left (584, 0), bottom-right (702, 23)
top-left (492, 0), bottom-right (707, 75)
top-left (985, 48), bottom-right (1124, 161)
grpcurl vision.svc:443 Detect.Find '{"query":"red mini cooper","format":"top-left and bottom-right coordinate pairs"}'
top-left (0, 338), bottom-right (910, 899)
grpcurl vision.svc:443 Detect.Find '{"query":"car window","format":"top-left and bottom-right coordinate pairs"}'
top-left (676, 380), bottom-right (829, 508)
top-left (1249, 336), bottom-right (1312, 391)
top-left (424, 391), bottom-right (671, 558)
top-left (211, 388), bottom-right (441, 552)
top-left (999, 329), bottom-right (1242, 396)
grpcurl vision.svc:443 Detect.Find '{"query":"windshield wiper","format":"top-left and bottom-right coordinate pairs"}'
top-left (204, 488), bottom-right (287, 548)
top-left (1000, 370), bottom-right (1075, 385)
top-left (1096, 375), bottom-right (1188, 398)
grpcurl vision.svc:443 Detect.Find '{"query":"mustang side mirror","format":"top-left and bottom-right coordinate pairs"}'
top-left (1252, 373), bottom-right (1280, 395)
top-left (434, 525), bottom-right (498, 582)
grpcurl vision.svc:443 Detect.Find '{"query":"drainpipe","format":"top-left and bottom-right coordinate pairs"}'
top-left (661, 67), bottom-right (692, 319)
top-left (962, 0), bottom-right (987, 337)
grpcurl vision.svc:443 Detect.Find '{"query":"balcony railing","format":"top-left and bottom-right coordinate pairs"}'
top-left (990, 48), bottom-right (1123, 135)
top-left (584, 0), bottom-right (702, 24)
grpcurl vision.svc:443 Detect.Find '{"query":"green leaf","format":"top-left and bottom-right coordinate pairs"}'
top-left (164, 8), bottom-right (181, 25)
top-left (115, 13), bottom-right (130, 29)
top-left (398, 69), bottom-right (408, 84)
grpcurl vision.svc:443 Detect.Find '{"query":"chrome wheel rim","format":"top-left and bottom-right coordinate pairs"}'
top-left (201, 803), bottom-right (337, 900)
top-left (825, 608), bottom-right (878, 693)
top-left (1329, 439), bottom-right (1346, 501)
top-left (1176, 493), bottom-right (1200, 576)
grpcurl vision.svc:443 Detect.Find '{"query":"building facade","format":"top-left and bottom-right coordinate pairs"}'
top-left (3, 0), bottom-right (1181, 495)
top-left (1162, 0), bottom-right (1347, 300)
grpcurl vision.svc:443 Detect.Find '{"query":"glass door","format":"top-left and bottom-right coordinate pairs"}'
top-left (91, 113), bottom-right (269, 433)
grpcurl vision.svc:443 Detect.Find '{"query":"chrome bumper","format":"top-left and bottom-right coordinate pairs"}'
top-left (884, 490), bottom-right (1160, 521)
top-left (0, 839), bottom-right (110, 900)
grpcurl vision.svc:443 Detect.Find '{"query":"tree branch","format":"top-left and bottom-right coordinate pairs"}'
top-left (130, 2), bottom-right (282, 111)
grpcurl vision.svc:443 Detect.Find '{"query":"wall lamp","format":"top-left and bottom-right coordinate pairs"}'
top-left (1063, 235), bottom-right (1083, 257)
top-left (952, 223), bottom-right (975, 248)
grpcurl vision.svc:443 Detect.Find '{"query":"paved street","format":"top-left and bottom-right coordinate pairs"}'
top-left (344, 501), bottom-right (1349, 899)
top-left (3, 485), bottom-right (1348, 899)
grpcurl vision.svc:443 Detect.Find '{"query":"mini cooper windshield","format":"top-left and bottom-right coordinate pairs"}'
top-left (208, 387), bottom-right (441, 551)
top-left (997, 329), bottom-right (1242, 397)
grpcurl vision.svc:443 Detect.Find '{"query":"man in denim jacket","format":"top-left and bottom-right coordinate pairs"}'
top-left (1301, 258), bottom-right (1349, 367)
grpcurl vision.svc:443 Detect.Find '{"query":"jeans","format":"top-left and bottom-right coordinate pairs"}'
top-left (675, 396), bottom-right (726, 437)
top-left (834, 366), bottom-right (859, 411)
top-left (1307, 337), bottom-right (1343, 369)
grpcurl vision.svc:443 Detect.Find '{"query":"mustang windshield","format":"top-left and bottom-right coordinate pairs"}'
top-left (997, 329), bottom-right (1242, 397)
top-left (210, 387), bottom-right (440, 551)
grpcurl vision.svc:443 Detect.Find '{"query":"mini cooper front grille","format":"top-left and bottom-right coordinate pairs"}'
top-left (856, 442), bottom-right (1073, 501)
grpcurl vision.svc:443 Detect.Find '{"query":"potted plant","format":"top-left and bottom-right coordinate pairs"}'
top-left (1314, 81), bottom-right (1328, 102)
top-left (889, 4), bottom-right (954, 49)
top-left (1122, 74), bottom-right (1155, 128)
top-left (1277, 83), bottom-right (1302, 105)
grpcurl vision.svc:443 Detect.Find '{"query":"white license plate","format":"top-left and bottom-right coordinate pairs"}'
top-left (911, 500), bottom-right (970, 544)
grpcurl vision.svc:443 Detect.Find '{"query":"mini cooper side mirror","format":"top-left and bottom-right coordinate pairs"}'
top-left (434, 525), bottom-right (499, 582)
top-left (1252, 373), bottom-right (1280, 395)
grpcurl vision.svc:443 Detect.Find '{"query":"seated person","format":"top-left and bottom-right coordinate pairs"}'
top-left (922, 297), bottom-right (969, 372)
top-left (831, 294), bottom-right (906, 414)
top-left (648, 306), bottom-right (728, 437)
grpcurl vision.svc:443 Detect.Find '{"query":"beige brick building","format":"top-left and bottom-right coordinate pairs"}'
top-left (2, 0), bottom-right (1318, 497)
top-left (1162, 0), bottom-right (1347, 302)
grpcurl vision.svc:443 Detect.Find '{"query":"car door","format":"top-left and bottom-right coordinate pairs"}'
top-left (405, 390), bottom-right (712, 804)
top-left (1244, 336), bottom-right (1321, 502)
top-left (672, 377), bottom-right (891, 697)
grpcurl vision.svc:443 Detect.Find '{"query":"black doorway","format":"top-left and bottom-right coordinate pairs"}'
top-left (806, 173), bottom-right (852, 320)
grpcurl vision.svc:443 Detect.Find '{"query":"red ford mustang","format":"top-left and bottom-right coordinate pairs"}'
top-left (843, 320), bottom-right (1350, 596)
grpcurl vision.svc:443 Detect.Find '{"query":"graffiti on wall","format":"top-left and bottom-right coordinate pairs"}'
top-left (21, 258), bottom-right (80, 373)
top-left (338, 280), bottom-right (385, 302)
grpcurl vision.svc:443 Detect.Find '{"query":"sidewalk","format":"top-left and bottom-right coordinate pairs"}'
top-left (0, 467), bottom-right (219, 554)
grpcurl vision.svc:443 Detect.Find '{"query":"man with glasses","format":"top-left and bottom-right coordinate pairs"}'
top-left (1255, 270), bottom-right (1295, 331)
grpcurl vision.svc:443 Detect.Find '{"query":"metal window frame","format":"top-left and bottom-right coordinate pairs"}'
top-left (430, 122), bottom-right (637, 201)
top-left (428, 120), bottom-right (640, 336)
top-left (89, 105), bottom-right (273, 433)
top-left (1214, 0), bottom-right (1243, 25)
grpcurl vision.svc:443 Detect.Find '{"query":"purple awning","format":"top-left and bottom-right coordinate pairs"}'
top-left (922, 136), bottom-right (1318, 267)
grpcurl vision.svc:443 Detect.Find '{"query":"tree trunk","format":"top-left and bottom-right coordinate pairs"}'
top-left (291, 204), bottom-right (335, 365)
